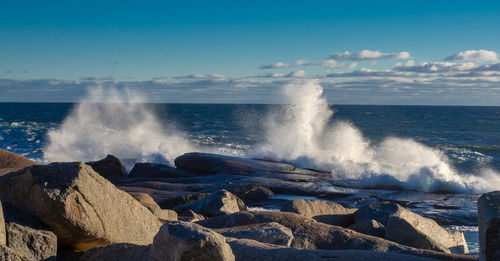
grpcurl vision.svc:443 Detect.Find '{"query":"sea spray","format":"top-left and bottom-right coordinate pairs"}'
top-left (43, 86), bottom-right (194, 165)
top-left (256, 80), bottom-right (500, 193)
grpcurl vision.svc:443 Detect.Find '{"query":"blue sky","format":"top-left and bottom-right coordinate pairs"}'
top-left (1, 1), bottom-right (500, 105)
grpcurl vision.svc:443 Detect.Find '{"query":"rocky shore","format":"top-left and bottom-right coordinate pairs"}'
top-left (0, 148), bottom-right (498, 260)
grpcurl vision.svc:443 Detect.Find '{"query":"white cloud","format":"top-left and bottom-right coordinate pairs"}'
top-left (393, 61), bottom-right (476, 73)
top-left (445, 49), bottom-right (498, 62)
top-left (260, 62), bottom-right (290, 69)
top-left (329, 50), bottom-right (410, 60)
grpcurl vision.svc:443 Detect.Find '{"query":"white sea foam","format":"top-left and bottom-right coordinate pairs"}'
top-left (255, 80), bottom-right (500, 193)
top-left (43, 86), bottom-right (194, 165)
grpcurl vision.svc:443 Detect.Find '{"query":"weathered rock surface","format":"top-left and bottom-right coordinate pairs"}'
top-left (80, 243), bottom-right (150, 261)
top-left (0, 162), bottom-right (161, 251)
top-left (281, 199), bottom-right (356, 227)
top-left (129, 163), bottom-right (203, 178)
top-left (355, 202), bottom-right (468, 253)
top-left (347, 219), bottom-right (385, 238)
top-left (2, 203), bottom-right (57, 261)
top-left (0, 149), bottom-right (37, 176)
top-left (175, 189), bottom-right (247, 217)
top-left (174, 152), bottom-right (295, 175)
top-left (0, 245), bottom-right (27, 261)
top-left (214, 222), bottom-right (293, 246)
top-left (150, 221), bottom-right (235, 261)
top-left (478, 191), bottom-right (500, 261)
top-left (86, 154), bottom-right (127, 179)
top-left (228, 239), bottom-right (436, 261)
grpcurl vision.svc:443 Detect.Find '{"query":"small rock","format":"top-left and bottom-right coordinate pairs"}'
top-left (281, 199), bottom-right (356, 227)
top-left (478, 191), bottom-right (500, 261)
top-left (150, 221), bottom-right (235, 261)
top-left (158, 192), bottom-right (210, 210)
top-left (214, 222), bottom-right (293, 246)
top-left (175, 190), bottom-right (246, 217)
top-left (128, 192), bottom-right (178, 221)
top-left (348, 219), bottom-right (385, 238)
top-left (178, 210), bottom-right (205, 222)
top-left (86, 154), bottom-right (127, 180)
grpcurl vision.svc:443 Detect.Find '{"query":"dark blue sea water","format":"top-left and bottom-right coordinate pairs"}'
top-left (1, 103), bottom-right (498, 175)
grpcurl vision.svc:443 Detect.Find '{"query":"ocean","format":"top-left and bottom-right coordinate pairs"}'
top-left (0, 83), bottom-right (499, 253)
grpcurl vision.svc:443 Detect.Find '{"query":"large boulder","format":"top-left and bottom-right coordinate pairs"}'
top-left (281, 199), bottom-right (356, 227)
top-left (80, 243), bottom-right (150, 261)
top-left (175, 190), bottom-right (247, 217)
top-left (214, 222), bottom-right (293, 246)
top-left (2, 203), bottom-right (57, 261)
top-left (86, 154), bottom-right (127, 180)
top-left (347, 219), bottom-right (385, 238)
top-left (228, 239), bottom-right (436, 261)
top-left (355, 202), bottom-right (468, 254)
top-left (0, 162), bottom-right (161, 251)
top-left (150, 221), bottom-right (235, 261)
top-left (0, 149), bottom-right (37, 176)
top-left (478, 191), bottom-right (500, 261)
top-left (174, 152), bottom-right (295, 175)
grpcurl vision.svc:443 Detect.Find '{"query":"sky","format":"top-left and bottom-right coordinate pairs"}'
top-left (1, 0), bottom-right (500, 105)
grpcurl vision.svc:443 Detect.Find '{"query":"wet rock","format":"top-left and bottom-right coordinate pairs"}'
top-left (175, 190), bottom-right (247, 217)
top-left (0, 163), bottom-right (161, 251)
top-left (214, 222), bottom-right (293, 246)
top-left (129, 163), bottom-right (203, 178)
top-left (80, 243), bottom-right (150, 261)
top-left (178, 210), bottom-right (205, 222)
top-left (86, 154), bottom-right (127, 180)
top-left (150, 221), bottom-right (235, 261)
top-left (228, 239), bottom-right (436, 261)
top-left (348, 219), bottom-right (385, 238)
top-left (478, 191), bottom-right (500, 261)
top-left (281, 199), bottom-right (356, 227)
top-left (0, 149), bottom-right (37, 176)
top-left (174, 152), bottom-right (295, 175)
top-left (2, 203), bottom-right (57, 261)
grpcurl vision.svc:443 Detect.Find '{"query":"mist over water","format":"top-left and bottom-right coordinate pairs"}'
top-left (256, 80), bottom-right (500, 193)
top-left (44, 86), bottom-right (194, 165)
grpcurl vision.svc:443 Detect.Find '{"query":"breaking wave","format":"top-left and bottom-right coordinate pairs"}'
top-left (256, 80), bottom-right (500, 193)
top-left (43, 86), bottom-right (194, 165)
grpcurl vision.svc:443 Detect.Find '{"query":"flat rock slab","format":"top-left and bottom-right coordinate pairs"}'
top-left (0, 163), bottom-right (161, 251)
top-left (174, 152), bottom-right (295, 175)
top-left (281, 199), bottom-right (355, 227)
